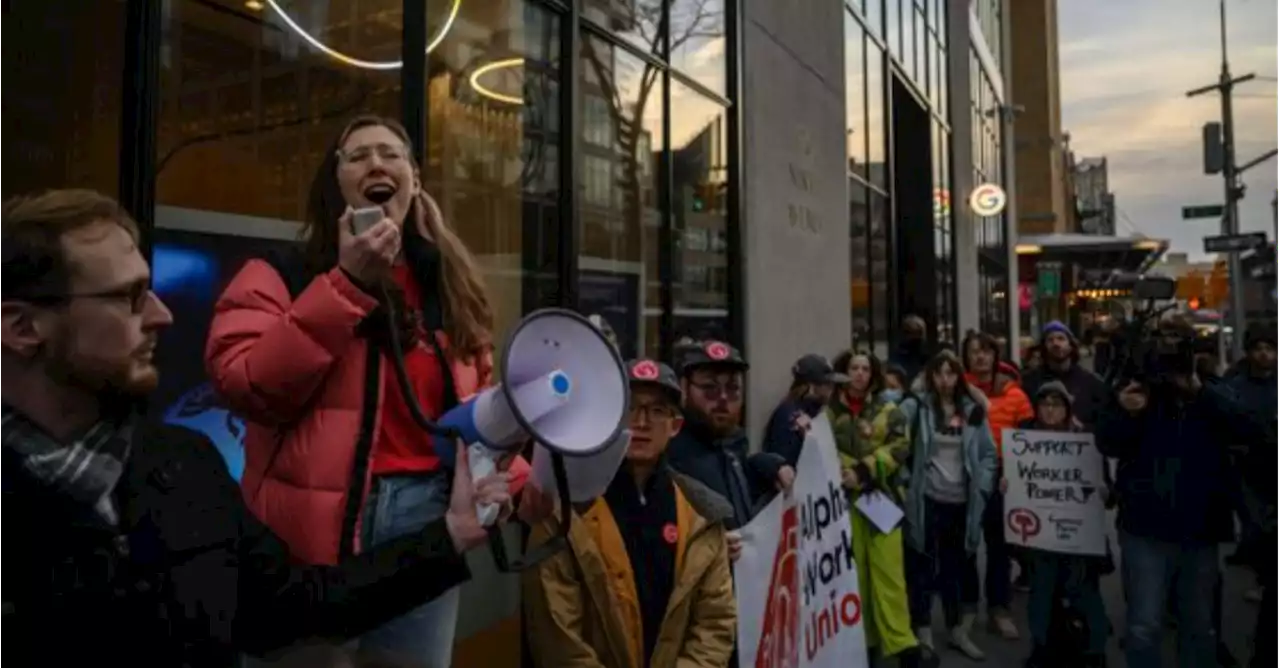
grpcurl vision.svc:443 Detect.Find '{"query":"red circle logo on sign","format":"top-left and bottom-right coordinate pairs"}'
top-left (705, 342), bottom-right (730, 360)
top-left (632, 360), bottom-right (660, 380)
top-left (663, 523), bottom-right (679, 545)
top-left (1006, 507), bottom-right (1042, 544)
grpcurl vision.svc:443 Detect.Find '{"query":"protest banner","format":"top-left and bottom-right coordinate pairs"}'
top-left (1001, 428), bottom-right (1107, 556)
top-left (734, 413), bottom-right (867, 668)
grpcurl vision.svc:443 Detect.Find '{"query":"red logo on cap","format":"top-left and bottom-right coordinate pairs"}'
top-left (632, 360), bottom-right (660, 380)
top-left (663, 523), bottom-right (679, 545)
top-left (706, 341), bottom-right (730, 360)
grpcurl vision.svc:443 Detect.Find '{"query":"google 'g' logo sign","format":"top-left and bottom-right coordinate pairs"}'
top-left (969, 183), bottom-right (1007, 217)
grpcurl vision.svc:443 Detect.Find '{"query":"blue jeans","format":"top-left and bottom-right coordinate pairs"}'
top-left (1025, 552), bottom-right (1108, 655)
top-left (358, 471), bottom-right (460, 667)
top-left (1120, 531), bottom-right (1219, 668)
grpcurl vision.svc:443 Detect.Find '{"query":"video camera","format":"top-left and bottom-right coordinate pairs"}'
top-left (1103, 275), bottom-right (1199, 389)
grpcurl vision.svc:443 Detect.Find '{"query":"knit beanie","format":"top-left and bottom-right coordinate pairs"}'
top-left (1041, 320), bottom-right (1075, 343)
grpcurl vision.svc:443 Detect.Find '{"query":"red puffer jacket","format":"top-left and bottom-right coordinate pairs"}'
top-left (205, 260), bottom-right (528, 565)
top-left (967, 370), bottom-right (1033, 459)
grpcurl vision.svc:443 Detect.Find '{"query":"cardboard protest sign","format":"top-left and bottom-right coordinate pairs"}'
top-left (1001, 428), bottom-right (1107, 556)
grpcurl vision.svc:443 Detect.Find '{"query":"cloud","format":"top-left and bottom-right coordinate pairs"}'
top-left (1059, 0), bottom-right (1277, 259)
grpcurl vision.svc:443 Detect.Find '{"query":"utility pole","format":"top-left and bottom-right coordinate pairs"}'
top-left (1186, 0), bottom-right (1277, 362)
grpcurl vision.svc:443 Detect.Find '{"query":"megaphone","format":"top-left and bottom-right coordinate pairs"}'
top-left (428, 308), bottom-right (630, 570)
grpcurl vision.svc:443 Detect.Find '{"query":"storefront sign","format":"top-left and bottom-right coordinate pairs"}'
top-left (969, 183), bottom-right (1008, 217)
top-left (734, 414), bottom-right (867, 668)
top-left (1001, 429), bottom-right (1108, 556)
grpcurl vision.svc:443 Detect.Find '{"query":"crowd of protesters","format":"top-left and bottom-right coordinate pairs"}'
top-left (2, 113), bottom-right (1273, 668)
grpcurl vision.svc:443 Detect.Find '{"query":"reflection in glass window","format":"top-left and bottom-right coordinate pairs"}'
top-left (845, 13), bottom-right (868, 180)
top-left (671, 80), bottom-right (730, 345)
top-left (581, 0), bottom-right (663, 61)
top-left (156, 0), bottom-right (402, 225)
top-left (669, 0), bottom-right (727, 96)
top-left (4, 1), bottom-right (125, 199)
top-left (423, 0), bottom-right (563, 345)
top-left (866, 44), bottom-right (887, 188)
top-left (885, 0), bottom-right (902, 55)
top-left (869, 192), bottom-right (891, 359)
top-left (850, 179), bottom-right (871, 348)
top-left (579, 34), bottom-right (664, 359)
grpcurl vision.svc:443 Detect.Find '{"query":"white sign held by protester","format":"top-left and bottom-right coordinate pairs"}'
top-left (734, 414), bottom-right (868, 668)
top-left (1001, 428), bottom-right (1107, 556)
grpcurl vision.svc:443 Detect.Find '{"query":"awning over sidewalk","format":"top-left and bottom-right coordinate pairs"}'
top-left (1016, 233), bottom-right (1169, 288)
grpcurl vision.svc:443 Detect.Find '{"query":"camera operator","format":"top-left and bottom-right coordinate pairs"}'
top-left (1096, 318), bottom-right (1269, 668)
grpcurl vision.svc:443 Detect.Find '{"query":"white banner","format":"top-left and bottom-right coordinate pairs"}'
top-left (734, 414), bottom-right (867, 668)
top-left (1001, 428), bottom-right (1107, 556)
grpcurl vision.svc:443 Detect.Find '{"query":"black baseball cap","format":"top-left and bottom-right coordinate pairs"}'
top-left (626, 358), bottom-right (683, 407)
top-left (792, 353), bottom-right (851, 385)
top-left (676, 340), bottom-right (750, 377)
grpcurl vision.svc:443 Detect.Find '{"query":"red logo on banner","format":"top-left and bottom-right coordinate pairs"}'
top-left (663, 523), bottom-right (679, 545)
top-left (632, 360), bottom-right (660, 380)
top-left (706, 341), bottom-right (731, 361)
top-left (755, 502), bottom-right (801, 668)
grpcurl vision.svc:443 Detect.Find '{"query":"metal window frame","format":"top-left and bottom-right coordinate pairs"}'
top-left (124, 0), bottom-right (742, 353)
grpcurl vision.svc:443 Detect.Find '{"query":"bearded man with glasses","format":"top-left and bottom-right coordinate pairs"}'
top-left (668, 340), bottom-right (795, 564)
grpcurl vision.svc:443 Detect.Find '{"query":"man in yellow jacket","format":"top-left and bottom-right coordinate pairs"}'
top-left (523, 358), bottom-right (737, 668)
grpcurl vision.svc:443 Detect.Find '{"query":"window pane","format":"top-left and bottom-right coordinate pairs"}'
top-left (156, 0), bottom-right (402, 227)
top-left (885, 0), bottom-right (901, 55)
top-left (580, 0), bottom-right (662, 59)
top-left (869, 192), bottom-right (891, 359)
top-left (427, 0), bottom-right (564, 341)
top-left (671, 82), bottom-right (730, 345)
top-left (845, 16), bottom-right (867, 179)
top-left (579, 34), bottom-right (664, 359)
top-left (670, 0), bottom-right (727, 96)
top-left (4, 1), bottom-right (125, 198)
top-left (866, 44), bottom-right (886, 188)
top-left (865, 0), bottom-right (883, 39)
top-left (850, 179), bottom-right (871, 347)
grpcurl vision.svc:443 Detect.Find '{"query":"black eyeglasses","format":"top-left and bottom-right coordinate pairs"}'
top-left (690, 381), bottom-right (742, 401)
top-left (19, 282), bottom-right (153, 314)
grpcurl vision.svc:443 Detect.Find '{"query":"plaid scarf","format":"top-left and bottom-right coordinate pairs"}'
top-left (2, 405), bottom-right (134, 526)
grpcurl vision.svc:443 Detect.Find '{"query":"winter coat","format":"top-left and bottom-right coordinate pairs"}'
top-left (967, 372), bottom-right (1034, 458)
top-left (1021, 363), bottom-right (1107, 429)
top-left (522, 471), bottom-right (736, 668)
top-left (667, 418), bottom-right (784, 530)
top-left (898, 381), bottom-right (998, 554)
top-left (826, 390), bottom-right (910, 498)
top-left (205, 257), bottom-right (527, 565)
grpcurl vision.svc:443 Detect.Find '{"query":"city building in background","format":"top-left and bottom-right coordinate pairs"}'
top-left (1074, 156), bottom-right (1115, 235)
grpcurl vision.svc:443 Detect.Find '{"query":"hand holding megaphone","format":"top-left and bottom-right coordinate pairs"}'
top-left (433, 309), bottom-right (631, 525)
top-left (444, 438), bottom-right (513, 552)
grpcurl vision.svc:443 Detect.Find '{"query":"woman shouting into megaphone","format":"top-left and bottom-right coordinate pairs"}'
top-left (205, 115), bottom-right (543, 666)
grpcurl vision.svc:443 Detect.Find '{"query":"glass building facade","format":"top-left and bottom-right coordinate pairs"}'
top-left (846, 0), bottom-right (956, 353)
top-left (3, 0), bottom-right (737, 367)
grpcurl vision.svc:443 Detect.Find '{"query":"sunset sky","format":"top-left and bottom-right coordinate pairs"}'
top-left (1059, 0), bottom-right (1278, 260)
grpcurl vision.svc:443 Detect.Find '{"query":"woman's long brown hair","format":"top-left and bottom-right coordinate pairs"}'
top-left (301, 114), bottom-right (494, 357)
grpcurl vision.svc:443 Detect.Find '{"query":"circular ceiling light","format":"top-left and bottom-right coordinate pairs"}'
top-left (469, 57), bottom-right (525, 105)
top-left (265, 0), bottom-right (461, 70)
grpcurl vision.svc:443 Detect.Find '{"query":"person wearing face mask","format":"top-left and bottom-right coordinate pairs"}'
top-left (762, 353), bottom-right (849, 468)
top-left (826, 350), bottom-right (935, 668)
top-left (961, 331), bottom-right (1032, 640)
top-left (898, 352), bottom-right (997, 661)
top-left (667, 341), bottom-right (794, 558)
top-left (523, 359), bottom-right (736, 668)
top-left (205, 115), bottom-right (542, 666)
